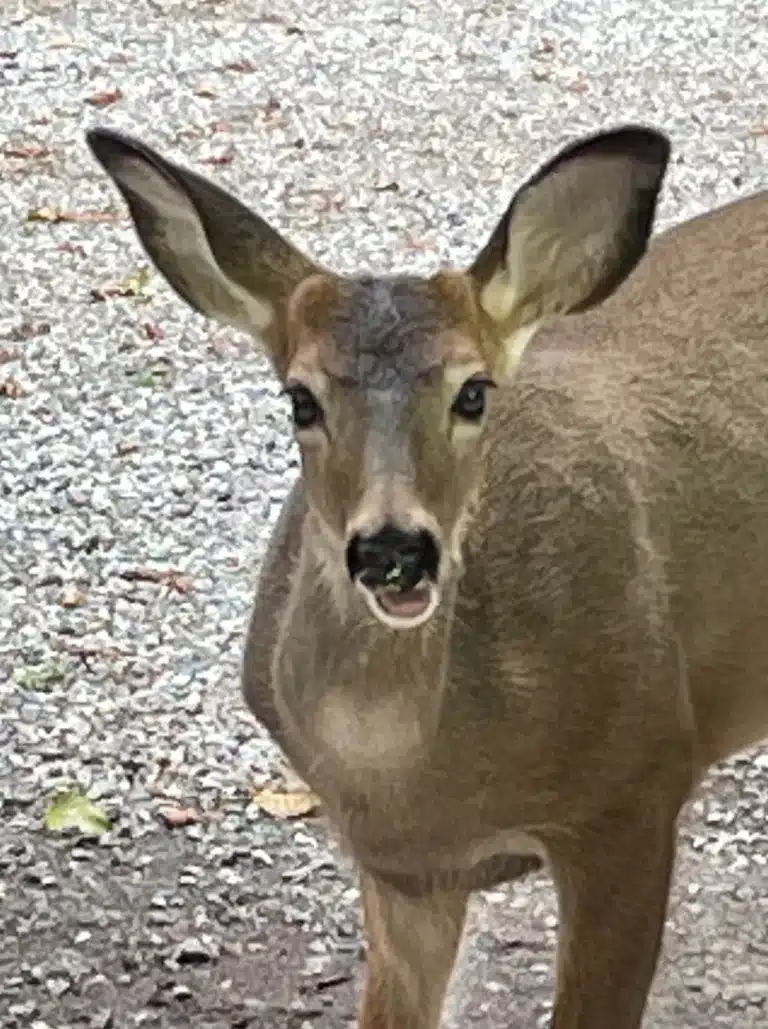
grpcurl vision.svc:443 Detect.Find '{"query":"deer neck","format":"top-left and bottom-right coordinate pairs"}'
top-left (272, 507), bottom-right (458, 773)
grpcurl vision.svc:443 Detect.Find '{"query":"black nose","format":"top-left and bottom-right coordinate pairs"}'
top-left (346, 525), bottom-right (440, 589)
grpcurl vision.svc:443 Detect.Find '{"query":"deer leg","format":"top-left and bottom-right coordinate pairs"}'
top-left (546, 802), bottom-right (679, 1029)
top-left (359, 869), bottom-right (469, 1029)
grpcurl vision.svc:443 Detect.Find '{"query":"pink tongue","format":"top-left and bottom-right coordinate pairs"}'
top-left (375, 587), bottom-right (431, 618)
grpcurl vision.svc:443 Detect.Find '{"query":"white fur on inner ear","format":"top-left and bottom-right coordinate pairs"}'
top-left (115, 157), bottom-right (274, 334)
top-left (496, 320), bottom-right (543, 378)
top-left (479, 265), bottom-right (542, 379)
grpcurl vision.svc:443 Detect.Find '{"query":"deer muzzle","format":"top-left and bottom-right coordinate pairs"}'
top-left (345, 524), bottom-right (442, 629)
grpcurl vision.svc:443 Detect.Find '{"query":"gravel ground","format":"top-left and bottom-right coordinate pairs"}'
top-left (1, 1), bottom-right (767, 1026)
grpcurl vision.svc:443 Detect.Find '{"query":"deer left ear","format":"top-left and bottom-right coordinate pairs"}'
top-left (469, 125), bottom-right (671, 379)
top-left (86, 127), bottom-right (329, 378)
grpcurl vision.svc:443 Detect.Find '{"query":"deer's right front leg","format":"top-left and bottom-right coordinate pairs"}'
top-left (359, 870), bottom-right (469, 1029)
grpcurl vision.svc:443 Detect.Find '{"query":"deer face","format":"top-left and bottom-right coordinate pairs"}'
top-left (87, 125), bottom-right (669, 628)
top-left (277, 270), bottom-right (498, 627)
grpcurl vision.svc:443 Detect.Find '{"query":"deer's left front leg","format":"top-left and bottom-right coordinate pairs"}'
top-left (546, 800), bottom-right (680, 1029)
top-left (359, 869), bottom-right (469, 1029)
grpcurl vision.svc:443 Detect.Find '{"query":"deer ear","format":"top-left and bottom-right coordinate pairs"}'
top-left (469, 125), bottom-right (670, 377)
top-left (86, 128), bottom-right (325, 376)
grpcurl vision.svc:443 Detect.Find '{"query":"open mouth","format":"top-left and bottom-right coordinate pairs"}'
top-left (356, 578), bottom-right (440, 629)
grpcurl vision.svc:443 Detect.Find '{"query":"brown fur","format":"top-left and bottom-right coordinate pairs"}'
top-left (87, 123), bottom-right (768, 1029)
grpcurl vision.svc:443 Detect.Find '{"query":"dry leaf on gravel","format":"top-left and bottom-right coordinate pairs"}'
top-left (262, 96), bottom-right (282, 120)
top-left (90, 265), bottom-right (154, 302)
top-left (85, 88), bottom-right (123, 107)
top-left (141, 321), bottom-right (164, 341)
top-left (26, 206), bottom-right (119, 224)
top-left (158, 805), bottom-right (200, 828)
top-left (405, 233), bottom-right (438, 252)
top-left (3, 143), bottom-right (51, 159)
top-left (252, 786), bottom-right (321, 819)
top-left (222, 59), bottom-right (257, 73)
top-left (60, 584), bottom-right (88, 608)
top-left (1, 376), bottom-right (27, 399)
top-left (202, 152), bottom-right (235, 166)
top-left (115, 439), bottom-right (140, 456)
top-left (119, 567), bottom-right (195, 594)
top-left (57, 241), bottom-right (87, 256)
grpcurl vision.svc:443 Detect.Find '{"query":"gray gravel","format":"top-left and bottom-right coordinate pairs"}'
top-left (1, 0), bottom-right (767, 1026)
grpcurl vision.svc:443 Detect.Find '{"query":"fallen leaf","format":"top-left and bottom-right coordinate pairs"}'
top-left (27, 206), bottom-right (65, 223)
top-left (125, 265), bottom-right (153, 295)
top-left (85, 88), bottom-right (123, 107)
top-left (64, 641), bottom-right (131, 662)
top-left (262, 95), bottom-right (282, 120)
top-left (405, 233), bottom-right (438, 252)
top-left (130, 359), bottom-right (175, 388)
top-left (141, 321), bottom-right (164, 341)
top-left (27, 206), bottom-right (118, 224)
top-left (57, 241), bottom-right (87, 257)
top-left (158, 805), bottom-right (200, 828)
top-left (48, 34), bottom-right (75, 49)
top-left (567, 76), bottom-right (589, 94)
top-left (18, 661), bottom-right (67, 691)
top-left (91, 265), bottom-right (154, 301)
top-left (534, 37), bottom-right (557, 56)
top-left (3, 143), bottom-right (51, 159)
top-left (373, 180), bottom-right (400, 193)
top-left (313, 192), bottom-right (345, 214)
top-left (45, 791), bottom-right (111, 835)
top-left (60, 584), bottom-right (87, 608)
top-left (1, 376), bottom-right (27, 399)
top-left (119, 567), bottom-right (195, 594)
top-left (253, 786), bottom-right (321, 819)
top-left (222, 59), bottom-right (256, 73)
top-left (202, 151), bottom-right (235, 166)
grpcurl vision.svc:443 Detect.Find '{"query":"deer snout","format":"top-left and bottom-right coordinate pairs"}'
top-left (345, 525), bottom-right (441, 590)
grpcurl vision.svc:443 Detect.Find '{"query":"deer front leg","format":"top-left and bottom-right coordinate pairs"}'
top-left (359, 869), bottom-right (469, 1029)
top-left (546, 803), bottom-right (679, 1029)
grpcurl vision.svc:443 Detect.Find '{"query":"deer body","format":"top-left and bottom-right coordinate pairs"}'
top-left (88, 122), bottom-right (768, 1028)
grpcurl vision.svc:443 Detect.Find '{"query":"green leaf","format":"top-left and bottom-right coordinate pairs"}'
top-left (45, 791), bottom-right (111, 835)
top-left (18, 660), bottom-right (67, 691)
top-left (124, 264), bottom-right (154, 297)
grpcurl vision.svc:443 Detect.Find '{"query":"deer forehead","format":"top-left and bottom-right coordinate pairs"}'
top-left (288, 272), bottom-right (488, 387)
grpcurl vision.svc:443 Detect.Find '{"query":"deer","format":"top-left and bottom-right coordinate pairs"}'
top-left (86, 121), bottom-right (768, 1028)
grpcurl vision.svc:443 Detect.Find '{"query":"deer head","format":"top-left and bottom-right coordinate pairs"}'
top-left (87, 126), bottom-right (669, 630)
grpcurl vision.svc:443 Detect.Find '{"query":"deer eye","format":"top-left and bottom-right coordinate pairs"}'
top-left (451, 375), bottom-right (495, 422)
top-left (283, 383), bottom-right (323, 430)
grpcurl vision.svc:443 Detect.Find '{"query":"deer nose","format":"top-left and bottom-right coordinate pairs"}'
top-left (345, 524), bottom-right (441, 589)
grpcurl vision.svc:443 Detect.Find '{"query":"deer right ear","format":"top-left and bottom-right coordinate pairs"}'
top-left (86, 128), bottom-right (326, 376)
top-left (469, 125), bottom-right (671, 379)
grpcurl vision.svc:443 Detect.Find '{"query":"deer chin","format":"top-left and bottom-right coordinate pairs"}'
top-left (356, 579), bottom-right (441, 630)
